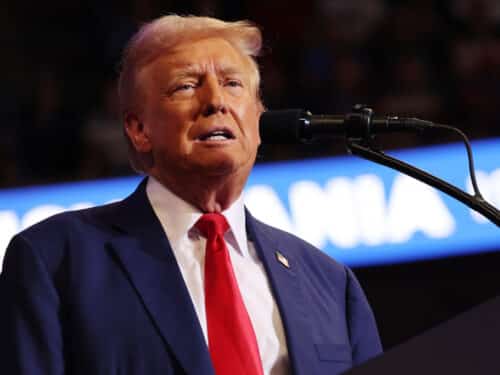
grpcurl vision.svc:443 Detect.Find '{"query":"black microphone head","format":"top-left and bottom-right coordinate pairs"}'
top-left (259, 109), bottom-right (308, 144)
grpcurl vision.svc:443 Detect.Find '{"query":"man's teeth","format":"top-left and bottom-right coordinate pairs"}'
top-left (202, 130), bottom-right (232, 140)
top-left (206, 135), bottom-right (228, 140)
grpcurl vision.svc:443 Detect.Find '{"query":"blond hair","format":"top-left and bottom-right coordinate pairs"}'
top-left (118, 15), bottom-right (263, 114)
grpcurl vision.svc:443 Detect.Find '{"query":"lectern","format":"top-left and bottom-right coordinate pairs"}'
top-left (345, 295), bottom-right (500, 374)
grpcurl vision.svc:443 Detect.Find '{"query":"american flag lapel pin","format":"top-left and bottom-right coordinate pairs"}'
top-left (275, 251), bottom-right (290, 268)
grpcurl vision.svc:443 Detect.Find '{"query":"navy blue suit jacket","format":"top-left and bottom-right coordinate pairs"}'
top-left (1, 179), bottom-right (382, 374)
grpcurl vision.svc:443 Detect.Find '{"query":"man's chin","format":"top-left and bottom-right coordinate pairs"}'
top-left (197, 159), bottom-right (239, 177)
top-left (195, 155), bottom-right (253, 179)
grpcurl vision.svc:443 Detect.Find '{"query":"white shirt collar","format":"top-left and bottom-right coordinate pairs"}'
top-left (146, 176), bottom-right (249, 257)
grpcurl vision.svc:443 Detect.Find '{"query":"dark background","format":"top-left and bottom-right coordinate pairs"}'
top-left (2, 0), bottom-right (499, 351)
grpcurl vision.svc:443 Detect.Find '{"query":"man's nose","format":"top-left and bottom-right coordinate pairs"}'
top-left (201, 75), bottom-right (227, 116)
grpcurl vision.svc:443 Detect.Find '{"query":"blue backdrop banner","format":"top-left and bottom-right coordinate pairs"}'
top-left (1, 138), bottom-right (499, 267)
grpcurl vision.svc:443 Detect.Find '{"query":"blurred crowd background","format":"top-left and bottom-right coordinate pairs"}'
top-left (2, 0), bottom-right (500, 188)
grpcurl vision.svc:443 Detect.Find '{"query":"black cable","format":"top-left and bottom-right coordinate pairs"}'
top-left (432, 123), bottom-right (484, 200)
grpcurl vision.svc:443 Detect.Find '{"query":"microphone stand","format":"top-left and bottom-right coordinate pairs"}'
top-left (344, 105), bottom-right (500, 227)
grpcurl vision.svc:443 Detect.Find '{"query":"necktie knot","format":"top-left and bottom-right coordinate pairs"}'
top-left (195, 213), bottom-right (229, 239)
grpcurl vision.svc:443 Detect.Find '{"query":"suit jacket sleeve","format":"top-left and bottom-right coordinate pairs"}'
top-left (345, 266), bottom-right (382, 365)
top-left (0, 234), bottom-right (65, 375)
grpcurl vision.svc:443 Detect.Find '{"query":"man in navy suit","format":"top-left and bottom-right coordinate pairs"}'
top-left (0, 15), bottom-right (382, 374)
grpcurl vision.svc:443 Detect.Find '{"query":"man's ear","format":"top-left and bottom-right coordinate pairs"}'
top-left (124, 112), bottom-right (152, 152)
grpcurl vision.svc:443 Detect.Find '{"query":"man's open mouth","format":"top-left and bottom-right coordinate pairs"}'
top-left (197, 129), bottom-right (235, 141)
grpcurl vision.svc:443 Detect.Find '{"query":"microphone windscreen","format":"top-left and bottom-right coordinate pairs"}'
top-left (259, 109), bottom-right (305, 144)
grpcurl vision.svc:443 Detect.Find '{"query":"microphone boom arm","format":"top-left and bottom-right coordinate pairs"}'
top-left (346, 140), bottom-right (500, 227)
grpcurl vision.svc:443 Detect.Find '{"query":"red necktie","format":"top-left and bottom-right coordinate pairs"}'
top-left (195, 213), bottom-right (264, 375)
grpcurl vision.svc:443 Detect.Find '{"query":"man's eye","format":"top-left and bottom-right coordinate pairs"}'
top-left (175, 83), bottom-right (195, 91)
top-left (225, 80), bottom-right (243, 87)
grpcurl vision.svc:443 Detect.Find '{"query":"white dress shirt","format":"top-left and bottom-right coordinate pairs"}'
top-left (146, 177), bottom-right (290, 375)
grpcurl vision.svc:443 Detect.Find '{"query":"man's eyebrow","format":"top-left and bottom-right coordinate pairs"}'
top-left (217, 66), bottom-right (245, 76)
top-left (168, 64), bottom-right (203, 78)
top-left (168, 64), bottom-right (246, 78)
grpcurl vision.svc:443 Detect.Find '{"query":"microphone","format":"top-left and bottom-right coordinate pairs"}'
top-left (259, 108), bottom-right (436, 144)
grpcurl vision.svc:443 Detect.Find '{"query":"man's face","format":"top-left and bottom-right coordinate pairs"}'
top-left (132, 37), bottom-right (262, 188)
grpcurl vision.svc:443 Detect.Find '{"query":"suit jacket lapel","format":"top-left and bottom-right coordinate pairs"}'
top-left (107, 179), bottom-right (214, 375)
top-left (246, 210), bottom-right (320, 375)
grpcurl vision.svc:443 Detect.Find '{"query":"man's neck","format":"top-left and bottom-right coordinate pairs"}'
top-left (149, 171), bottom-right (246, 213)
